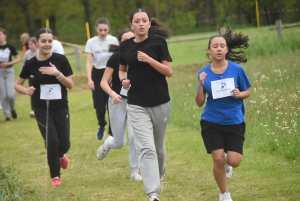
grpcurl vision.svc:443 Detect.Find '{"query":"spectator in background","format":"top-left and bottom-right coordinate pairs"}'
top-left (0, 28), bottom-right (21, 122)
top-left (22, 37), bottom-right (39, 118)
top-left (20, 33), bottom-right (30, 56)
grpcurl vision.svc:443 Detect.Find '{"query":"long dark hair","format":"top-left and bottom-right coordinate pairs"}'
top-left (130, 8), bottom-right (172, 39)
top-left (108, 29), bottom-right (133, 53)
top-left (206, 27), bottom-right (249, 63)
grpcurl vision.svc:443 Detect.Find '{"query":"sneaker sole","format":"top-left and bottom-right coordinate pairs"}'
top-left (97, 145), bottom-right (109, 160)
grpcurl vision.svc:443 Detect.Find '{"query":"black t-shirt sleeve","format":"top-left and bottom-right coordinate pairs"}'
top-left (19, 60), bottom-right (32, 79)
top-left (60, 55), bottom-right (73, 76)
top-left (157, 37), bottom-right (172, 62)
top-left (119, 41), bottom-right (127, 66)
top-left (10, 44), bottom-right (18, 56)
top-left (106, 52), bottom-right (119, 71)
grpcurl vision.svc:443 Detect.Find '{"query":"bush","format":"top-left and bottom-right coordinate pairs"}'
top-left (0, 164), bottom-right (35, 201)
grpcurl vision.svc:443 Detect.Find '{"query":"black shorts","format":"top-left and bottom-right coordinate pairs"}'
top-left (200, 119), bottom-right (245, 155)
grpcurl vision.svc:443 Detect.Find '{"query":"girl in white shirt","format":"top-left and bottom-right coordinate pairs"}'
top-left (85, 18), bottom-right (118, 140)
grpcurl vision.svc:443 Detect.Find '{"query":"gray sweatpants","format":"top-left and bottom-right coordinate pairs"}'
top-left (126, 102), bottom-right (171, 197)
top-left (0, 68), bottom-right (16, 118)
top-left (107, 97), bottom-right (139, 173)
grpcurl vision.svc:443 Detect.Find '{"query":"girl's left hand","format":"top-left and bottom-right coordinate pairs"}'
top-left (137, 51), bottom-right (150, 63)
top-left (112, 93), bottom-right (122, 104)
top-left (39, 62), bottom-right (60, 76)
top-left (0, 62), bottom-right (8, 68)
top-left (231, 88), bottom-right (241, 98)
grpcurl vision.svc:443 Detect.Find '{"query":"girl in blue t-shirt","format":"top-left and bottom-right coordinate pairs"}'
top-left (195, 27), bottom-right (251, 201)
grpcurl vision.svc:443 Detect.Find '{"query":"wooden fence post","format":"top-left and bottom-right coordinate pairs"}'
top-left (276, 19), bottom-right (283, 38)
top-left (74, 46), bottom-right (82, 73)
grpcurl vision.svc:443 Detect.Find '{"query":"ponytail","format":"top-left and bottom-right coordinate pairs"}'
top-left (149, 18), bottom-right (172, 39)
top-left (108, 44), bottom-right (119, 53)
top-left (206, 27), bottom-right (249, 63)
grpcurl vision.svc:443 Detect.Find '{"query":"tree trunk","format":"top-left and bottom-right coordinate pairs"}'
top-left (49, 15), bottom-right (56, 35)
top-left (208, 0), bottom-right (217, 26)
top-left (18, 0), bottom-right (34, 35)
top-left (153, 0), bottom-right (160, 19)
top-left (263, 6), bottom-right (270, 25)
top-left (82, 0), bottom-right (92, 36)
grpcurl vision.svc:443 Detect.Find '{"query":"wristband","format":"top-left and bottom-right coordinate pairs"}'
top-left (56, 73), bottom-right (64, 81)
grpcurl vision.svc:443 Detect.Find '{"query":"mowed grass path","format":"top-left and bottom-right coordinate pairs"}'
top-left (1, 27), bottom-right (300, 200)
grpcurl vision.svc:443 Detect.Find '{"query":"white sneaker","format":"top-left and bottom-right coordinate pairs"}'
top-left (149, 195), bottom-right (159, 201)
top-left (130, 172), bottom-right (142, 181)
top-left (219, 192), bottom-right (233, 201)
top-left (0, 103), bottom-right (2, 109)
top-left (224, 153), bottom-right (233, 179)
top-left (96, 136), bottom-right (112, 160)
top-left (224, 163), bottom-right (233, 179)
top-left (29, 111), bottom-right (35, 118)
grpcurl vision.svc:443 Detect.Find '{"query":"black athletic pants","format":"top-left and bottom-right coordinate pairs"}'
top-left (35, 106), bottom-right (70, 178)
top-left (91, 67), bottom-right (112, 135)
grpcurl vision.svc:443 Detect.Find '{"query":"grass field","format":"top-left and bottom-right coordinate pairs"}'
top-left (1, 26), bottom-right (300, 200)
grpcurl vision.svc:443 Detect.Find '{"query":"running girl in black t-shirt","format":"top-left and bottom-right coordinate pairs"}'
top-left (97, 29), bottom-right (142, 181)
top-left (15, 28), bottom-right (73, 187)
top-left (119, 8), bottom-right (172, 201)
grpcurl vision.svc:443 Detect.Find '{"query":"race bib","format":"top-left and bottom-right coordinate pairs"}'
top-left (120, 86), bottom-right (129, 96)
top-left (0, 52), bottom-right (9, 62)
top-left (211, 78), bottom-right (235, 99)
top-left (40, 84), bottom-right (62, 100)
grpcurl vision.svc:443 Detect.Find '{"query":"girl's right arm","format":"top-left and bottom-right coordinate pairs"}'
top-left (85, 52), bottom-right (94, 90)
top-left (101, 68), bottom-right (122, 103)
top-left (195, 72), bottom-right (207, 107)
top-left (119, 64), bottom-right (130, 89)
top-left (15, 77), bottom-right (35, 96)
